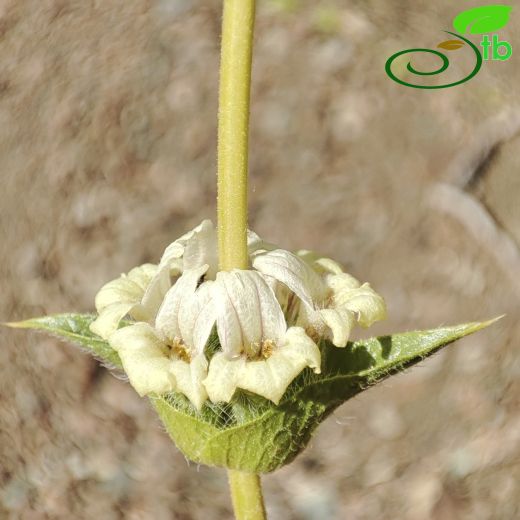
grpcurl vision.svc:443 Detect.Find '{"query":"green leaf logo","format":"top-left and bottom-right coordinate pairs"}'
top-left (453, 5), bottom-right (512, 34)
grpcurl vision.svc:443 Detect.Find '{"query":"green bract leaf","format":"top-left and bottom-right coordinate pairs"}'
top-left (453, 5), bottom-right (512, 34)
top-left (155, 319), bottom-right (498, 473)
top-left (8, 314), bottom-right (499, 473)
top-left (7, 313), bottom-right (123, 369)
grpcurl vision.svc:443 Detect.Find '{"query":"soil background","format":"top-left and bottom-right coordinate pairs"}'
top-left (1, 1), bottom-right (519, 519)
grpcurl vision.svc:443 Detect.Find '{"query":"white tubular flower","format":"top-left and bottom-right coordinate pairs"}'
top-left (204, 270), bottom-right (321, 405)
top-left (91, 218), bottom-right (385, 408)
top-left (108, 264), bottom-right (215, 410)
top-left (158, 219), bottom-right (271, 281)
top-left (159, 219), bottom-right (219, 279)
top-left (90, 263), bottom-right (171, 339)
top-left (90, 219), bottom-right (264, 340)
top-left (253, 249), bottom-right (387, 348)
top-left (108, 323), bottom-right (177, 394)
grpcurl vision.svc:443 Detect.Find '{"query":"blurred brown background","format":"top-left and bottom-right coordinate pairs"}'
top-left (1, 1), bottom-right (519, 518)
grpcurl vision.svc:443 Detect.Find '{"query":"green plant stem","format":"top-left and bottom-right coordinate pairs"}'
top-left (217, 0), bottom-right (265, 518)
top-left (217, 0), bottom-right (256, 271)
top-left (228, 470), bottom-right (267, 520)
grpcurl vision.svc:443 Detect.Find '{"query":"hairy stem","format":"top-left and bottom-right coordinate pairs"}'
top-left (228, 470), bottom-right (267, 520)
top-left (217, 1), bottom-right (265, 518)
top-left (217, 0), bottom-right (256, 271)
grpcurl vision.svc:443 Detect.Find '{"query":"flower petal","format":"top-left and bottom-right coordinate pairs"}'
top-left (178, 280), bottom-right (216, 354)
top-left (253, 249), bottom-right (327, 307)
top-left (94, 264), bottom-right (157, 312)
top-left (318, 307), bottom-right (355, 347)
top-left (270, 281), bottom-right (302, 326)
top-left (90, 302), bottom-right (136, 339)
top-left (325, 272), bottom-right (361, 293)
top-left (138, 265), bottom-right (171, 321)
top-left (91, 264), bottom-right (166, 338)
top-left (247, 229), bottom-right (277, 255)
top-left (158, 222), bottom-right (205, 269)
top-left (296, 250), bottom-right (344, 275)
top-left (183, 220), bottom-right (218, 277)
top-left (283, 326), bottom-right (322, 372)
top-left (214, 270), bottom-right (286, 358)
top-left (204, 352), bottom-right (245, 403)
top-left (170, 354), bottom-right (208, 410)
top-left (108, 323), bottom-right (176, 396)
top-left (159, 219), bottom-right (217, 278)
top-left (237, 327), bottom-right (321, 404)
top-left (155, 264), bottom-right (208, 342)
top-left (327, 275), bottom-right (387, 328)
top-left (127, 264), bottom-right (159, 291)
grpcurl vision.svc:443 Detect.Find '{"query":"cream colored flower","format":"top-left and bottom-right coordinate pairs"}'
top-left (204, 270), bottom-right (321, 405)
top-left (108, 265), bottom-right (215, 410)
top-left (253, 249), bottom-right (387, 348)
top-left (90, 220), bottom-right (217, 340)
top-left (91, 219), bottom-right (385, 407)
top-left (159, 219), bottom-right (218, 280)
top-left (91, 220), bottom-right (273, 340)
top-left (158, 219), bottom-right (271, 281)
top-left (90, 263), bottom-right (171, 339)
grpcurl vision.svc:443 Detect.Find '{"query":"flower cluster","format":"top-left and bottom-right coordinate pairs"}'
top-left (91, 220), bottom-right (387, 410)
